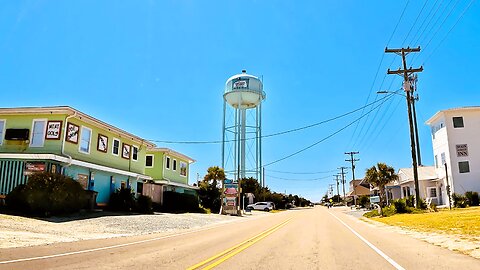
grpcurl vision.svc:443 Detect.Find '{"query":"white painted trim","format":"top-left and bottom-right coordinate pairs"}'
top-left (145, 154), bottom-right (154, 168)
top-left (131, 145), bottom-right (139, 162)
top-left (78, 126), bottom-right (92, 154)
top-left (0, 153), bottom-right (152, 180)
top-left (165, 156), bottom-right (171, 170)
top-left (112, 138), bottom-right (120, 156)
top-left (426, 187), bottom-right (437, 198)
top-left (29, 119), bottom-right (47, 147)
top-left (153, 180), bottom-right (199, 190)
top-left (0, 119), bottom-right (6, 145)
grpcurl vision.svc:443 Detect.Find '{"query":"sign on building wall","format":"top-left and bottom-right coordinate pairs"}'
top-left (180, 162), bottom-right (187, 176)
top-left (66, 123), bottom-right (79, 144)
top-left (24, 162), bottom-right (46, 175)
top-left (77, 174), bottom-right (88, 190)
top-left (45, 121), bottom-right (62, 140)
top-left (456, 144), bottom-right (468, 157)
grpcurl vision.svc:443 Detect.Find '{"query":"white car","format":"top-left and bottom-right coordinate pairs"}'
top-left (246, 202), bottom-right (274, 211)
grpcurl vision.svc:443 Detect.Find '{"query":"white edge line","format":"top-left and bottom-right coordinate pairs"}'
top-left (328, 211), bottom-right (405, 270)
top-left (0, 214), bottom-right (273, 265)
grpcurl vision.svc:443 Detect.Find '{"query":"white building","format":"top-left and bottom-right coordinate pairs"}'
top-left (387, 166), bottom-right (441, 205)
top-left (426, 106), bottom-right (480, 205)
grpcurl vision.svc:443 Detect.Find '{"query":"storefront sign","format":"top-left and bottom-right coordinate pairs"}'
top-left (224, 183), bottom-right (238, 196)
top-left (24, 162), bottom-right (46, 175)
top-left (45, 121), bottom-right (62, 140)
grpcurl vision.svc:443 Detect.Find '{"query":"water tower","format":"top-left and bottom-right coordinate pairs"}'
top-left (222, 70), bottom-right (266, 185)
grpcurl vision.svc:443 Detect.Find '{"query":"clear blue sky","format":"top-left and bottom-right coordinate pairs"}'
top-left (1, 1), bottom-right (479, 202)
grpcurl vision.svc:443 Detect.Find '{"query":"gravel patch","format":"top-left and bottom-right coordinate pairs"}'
top-left (0, 211), bottom-right (265, 249)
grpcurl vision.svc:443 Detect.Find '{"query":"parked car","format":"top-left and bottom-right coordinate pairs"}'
top-left (246, 202), bottom-right (274, 211)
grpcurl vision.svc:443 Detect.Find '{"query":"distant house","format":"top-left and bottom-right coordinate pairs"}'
top-left (426, 106), bottom-right (480, 200)
top-left (0, 106), bottom-right (154, 205)
top-left (143, 148), bottom-right (197, 205)
top-left (346, 179), bottom-right (371, 199)
top-left (387, 166), bottom-right (441, 205)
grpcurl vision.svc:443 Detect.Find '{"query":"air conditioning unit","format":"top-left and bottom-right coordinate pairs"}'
top-left (5, 129), bottom-right (30, 141)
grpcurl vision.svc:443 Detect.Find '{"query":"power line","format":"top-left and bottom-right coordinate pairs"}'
top-left (265, 169), bottom-right (337, 175)
top-left (266, 174), bottom-right (332, 182)
top-left (386, 0), bottom-right (411, 46)
top-left (147, 93), bottom-right (392, 145)
top-left (261, 93), bottom-right (395, 168)
top-left (423, 0), bottom-right (477, 64)
top-left (401, 0), bottom-right (431, 46)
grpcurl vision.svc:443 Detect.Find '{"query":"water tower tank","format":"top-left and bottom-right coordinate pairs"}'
top-left (224, 70), bottom-right (266, 109)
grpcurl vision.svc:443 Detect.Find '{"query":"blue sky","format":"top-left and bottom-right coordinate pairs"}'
top-left (1, 1), bottom-right (479, 201)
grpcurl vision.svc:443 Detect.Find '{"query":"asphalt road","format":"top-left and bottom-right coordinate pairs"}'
top-left (1, 207), bottom-right (479, 270)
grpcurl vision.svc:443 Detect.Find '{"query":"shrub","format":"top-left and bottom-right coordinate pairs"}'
top-left (418, 198), bottom-right (428, 210)
top-left (405, 195), bottom-right (415, 207)
top-left (430, 203), bottom-right (438, 212)
top-left (108, 188), bottom-right (135, 212)
top-left (452, 193), bottom-right (468, 208)
top-left (381, 205), bottom-right (396, 217)
top-left (5, 172), bottom-right (86, 216)
top-left (160, 191), bottom-right (202, 213)
top-left (392, 199), bottom-right (408, 213)
top-left (465, 191), bottom-right (479, 206)
top-left (358, 195), bottom-right (370, 208)
top-left (135, 195), bottom-right (153, 214)
top-left (363, 209), bottom-right (380, 218)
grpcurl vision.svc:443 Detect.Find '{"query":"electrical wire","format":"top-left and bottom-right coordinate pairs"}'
top-left (265, 169), bottom-right (337, 175)
top-left (266, 174), bottom-right (332, 182)
top-left (261, 92), bottom-right (395, 168)
top-left (147, 93), bottom-right (392, 145)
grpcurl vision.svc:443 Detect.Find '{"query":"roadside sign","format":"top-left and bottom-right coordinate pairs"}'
top-left (224, 179), bottom-right (233, 184)
top-left (370, 196), bottom-right (380, 203)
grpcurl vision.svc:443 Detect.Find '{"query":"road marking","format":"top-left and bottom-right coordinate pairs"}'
top-left (187, 217), bottom-right (293, 270)
top-left (0, 216), bottom-right (269, 265)
top-left (328, 211), bottom-right (405, 270)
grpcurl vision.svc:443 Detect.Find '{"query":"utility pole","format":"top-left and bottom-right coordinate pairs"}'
top-left (345, 151), bottom-right (359, 206)
top-left (385, 46), bottom-right (423, 209)
top-left (409, 74), bottom-right (422, 166)
top-left (338, 167), bottom-right (349, 205)
top-left (334, 175), bottom-right (341, 203)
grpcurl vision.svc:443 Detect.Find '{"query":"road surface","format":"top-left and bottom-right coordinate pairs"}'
top-left (1, 206), bottom-right (478, 269)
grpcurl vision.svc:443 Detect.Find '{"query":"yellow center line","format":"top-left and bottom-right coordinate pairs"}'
top-left (186, 217), bottom-right (294, 270)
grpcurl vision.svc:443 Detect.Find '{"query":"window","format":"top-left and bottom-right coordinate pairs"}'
top-left (146, 155), bottom-right (154, 167)
top-left (0, 120), bottom-right (5, 145)
top-left (30, 119), bottom-right (46, 147)
top-left (459, 161), bottom-right (470, 173)
top-left (112, 138), bottom-right (120, 156)
top-left (456, 144), bottom-right (468, 157)
top-left (434, 155), bottom-right (438, 168)
top-left (180, 161), bottom-right (187, 176)
top-left (173, 159), bottom-right (177, 171)
top-left (453, 116), bottom-right (464, 128)
top-left (132, 146), bottom-right (138, 161)
top-left (441, 152), bottom-right (446, 165)
top-left (79, 126), bottom-right (92, 153)
top-left (428, 187), bottom-right (437, 198)
top-left (166, 156), bottom-right (171, 169)
top-left (136, 182), bottom-right (143, 194)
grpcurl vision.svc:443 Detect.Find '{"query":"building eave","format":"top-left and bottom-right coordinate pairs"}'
top-left (147, 147), bottom-right (195, 163)
top-left (152, 179), bottom-right (199, 190)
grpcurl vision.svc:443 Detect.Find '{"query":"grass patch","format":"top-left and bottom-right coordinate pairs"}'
top-left (372, 206), bottom-right (480, 236)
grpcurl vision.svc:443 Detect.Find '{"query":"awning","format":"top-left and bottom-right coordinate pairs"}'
top-left (153, 179), bottom-right (199, 190)
top-left (0, 153), bottom-right (152, 180)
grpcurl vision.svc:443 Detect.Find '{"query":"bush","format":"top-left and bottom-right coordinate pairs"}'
top-left (5, 172), bottom-right (86, 216)
top-left (405, 195), bottom-right (415, 207)
top-left (363, 209), bottom-right (380, 218)
top-left (381, 205), bottom-right (396, 217)
top-left (358, 195), bottom-right (370, 208)
top-left (465, 191), bottom-right (479, 206)
top-left (108, 188), bottom-right (135, 212)
top-left (452, 193), bottom-right (468, 208)
top-left (430, 203), bottom-right (438, 212)
top-left (392, 199), bottom-right (408, 213)
top-left (160, 191), bottom-right (202, 213)
top-left (135, 195), bottom-right (153, 214)
top-left (418, 198), bottom-right (428, 210)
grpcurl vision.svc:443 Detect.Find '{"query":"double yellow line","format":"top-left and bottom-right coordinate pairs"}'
top-left (187, 217), bottom-right (293, 270)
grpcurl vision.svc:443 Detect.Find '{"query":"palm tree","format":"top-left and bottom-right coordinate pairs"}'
top-left (364, 163), bottom-right (398, 211)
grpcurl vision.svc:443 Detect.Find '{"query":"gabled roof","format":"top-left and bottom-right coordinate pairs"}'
top-left (0, 106), bottom-right (155, 147)
top-left (147, 147), bottom-right (195, 163)
top-left (426, 106), bottom-right (480, 125)
top-left (397, 166), bottom-right (437, 184)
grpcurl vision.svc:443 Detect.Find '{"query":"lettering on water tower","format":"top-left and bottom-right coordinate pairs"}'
top-left (233, 78), bottom-right (249, 89)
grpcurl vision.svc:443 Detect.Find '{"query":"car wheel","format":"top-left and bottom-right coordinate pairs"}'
top-left (264, 208), bottom-right (270, 212)
top-left (247, 207), bottom-right (253, 210)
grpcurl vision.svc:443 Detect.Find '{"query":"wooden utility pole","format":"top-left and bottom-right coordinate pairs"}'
top-left (334, 175), bottom-right (341, 203)
top-left (338, 167), bottom-right (349, 205)
top-left (345, 151), bottom-right (359, 206)
top-left (385, 46), bottom-right (423, 208)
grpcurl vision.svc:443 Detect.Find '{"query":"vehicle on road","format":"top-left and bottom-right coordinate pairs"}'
top-left (246, 202), bottom-right (274, 211)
